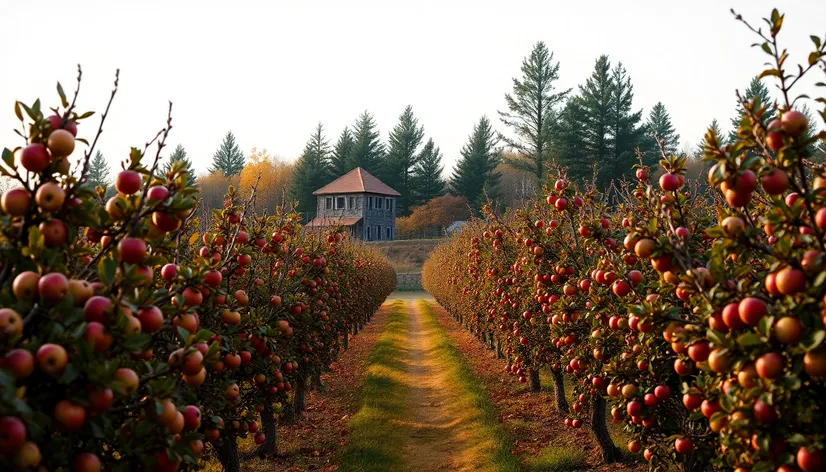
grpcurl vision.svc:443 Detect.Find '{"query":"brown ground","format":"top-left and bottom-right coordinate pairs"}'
top-left (427, 301), bottom-right (646, 472)
top-left (396, 300), bottom-right (480, 471)
top-left (260, 303), bottom-right (394, 471)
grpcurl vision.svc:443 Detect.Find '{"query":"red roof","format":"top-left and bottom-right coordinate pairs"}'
top-left (313, 167), bottom-right (401, 196)
top-left (305, 216), bottom-right (362, 227)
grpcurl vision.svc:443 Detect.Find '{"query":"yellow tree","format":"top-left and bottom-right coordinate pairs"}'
top-left (239, 147), bottom-right (294, 213)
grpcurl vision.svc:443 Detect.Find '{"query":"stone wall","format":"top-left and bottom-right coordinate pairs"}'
top-left (396, 273), bottom-right (422, 290)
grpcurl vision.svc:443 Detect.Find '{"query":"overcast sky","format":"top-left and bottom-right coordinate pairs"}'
top-left (1, 0), bottom-right (825, 180)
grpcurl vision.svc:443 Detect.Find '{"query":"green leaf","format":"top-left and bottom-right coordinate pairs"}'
top-left (706, 329), bottom-right (725, 346)
top-left (802, 330), bottom-right (825, 351)
top-left (78, 111), bottom-right (95, 120)
top-left (177, 326), bottom-right (191, 344)
top-left (57, 82), bottom-right (68, 108)
top-left (809, 52), bottom-right (822, 66)
top-left (2, 148), bottom-right (14, 168)
top-left (761, 43), bottom-right (772, 55)
top-left (737, 332), bottom-right (764, 348)
top-left (14, 102), bottom-right (23, 121)
top-left (98, 254), bottom-right (117, 287)
top-left (812, 35), bottom-right (822, 49)
top-left (778, 375), bottom-right (801, 390)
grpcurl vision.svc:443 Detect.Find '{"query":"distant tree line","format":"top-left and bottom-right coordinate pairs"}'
top-left (85, 42), bottom-right (825, 220)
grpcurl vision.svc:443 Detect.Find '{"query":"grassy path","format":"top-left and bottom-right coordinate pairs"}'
top-left (339, 299), bottom-right (520, 472)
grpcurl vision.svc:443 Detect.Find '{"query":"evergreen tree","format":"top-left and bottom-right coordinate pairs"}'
top-left (607, 62), bottom-right (645, 184)
top-left (498, 41), bottom-right (569, 182)
top-left (346, 111), bottom-right (385, 176)
top-left (162, 144), bottom-right (196, 185)
top-left (555, 98), bottom-right (590, 183)
top-left (451, 116), bottom-right (501, 210)
top-left (412, 138), bottom-right (446, 207)
top-left (331, 127), bottom-right (354, 178)
top-left (384, 105), bottom-right (425, 215)
top-left (642, 102), bottom-right (680, 162)
top-left (696, 119), bottom-right (727, 157)
top-left (576, 55), bottom-right (615, 183)
top-left (87, 151), bottom-right (111, 190)
top-left (289, 123), bottom-right (332, 218)
top-left (209, 131), bottom-right (245, 176)
top-left (729, 76), bottom-right (776, 143)
top-left (799, 104), bottom-right (821, 159)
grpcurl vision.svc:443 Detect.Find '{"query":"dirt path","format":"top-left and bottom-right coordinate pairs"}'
top-left (398, 299), bottom-right (477, 471)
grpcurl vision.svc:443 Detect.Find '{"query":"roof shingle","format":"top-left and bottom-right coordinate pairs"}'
top-left (312, 167), bottom-right (401, 196)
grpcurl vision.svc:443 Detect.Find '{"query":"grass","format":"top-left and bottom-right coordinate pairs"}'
top-left (417, 301), bottom-right (523, 472)
top-left (525, 445), bottom-right (587, 471)
top-left (368, 239), bottom-right (441, 274)
top-left (338, 300), bottom-right (410, 472)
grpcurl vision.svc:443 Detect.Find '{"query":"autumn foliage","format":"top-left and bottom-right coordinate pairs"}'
top-left (0, 70), bottom-right (394, 472)
top-left (425, 9), bottom-right (826, 472)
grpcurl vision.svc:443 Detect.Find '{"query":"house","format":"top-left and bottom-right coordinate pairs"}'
top-left (305, 167), bottom-right (400, 241)
top-left (445, 220), bottom-right (467, 235)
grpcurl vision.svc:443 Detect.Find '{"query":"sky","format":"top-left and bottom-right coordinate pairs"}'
top-left (1, 0), bottom-right (825, 180)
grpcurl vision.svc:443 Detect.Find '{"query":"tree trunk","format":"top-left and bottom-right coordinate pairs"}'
top-left (312, 371), bottom-right (326, 392)
top-left (282, 395), bottom-right (297, 425)
top-left (529, 369), bottom-right (541, 392)
top-left (487, 332), bottom-right (495, 350)
top-left (551, 369), bottom-right (569, 413)
top-left (343, 330), bottom-right (349, 350)
top-left (217, 436), bottom-right (241, 472)
top-left (495, 337), bottom-right (504, 359)
top-left (590, 395), bottom-right (619, 463)
top-left (254, 405), bottom-right (278, 457)
top-left (294, 376), bottom-right (307, 415)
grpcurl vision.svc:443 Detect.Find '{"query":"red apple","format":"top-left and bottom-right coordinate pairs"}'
top-left (20, 144), bottom-right (50, 173)
top-left (0, 416), bottom-right (27, 455)
top-left (116, 170), bottom-right (142, 195)
top-left (54, 400), bottom-right (86, 431)
top-left (117, 237), bottom-right (147, 264)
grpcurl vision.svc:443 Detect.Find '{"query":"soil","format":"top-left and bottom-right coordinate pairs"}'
top-left (397, 300), bottom-right (479, 471)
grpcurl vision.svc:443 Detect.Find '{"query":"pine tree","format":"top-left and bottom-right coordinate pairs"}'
top-left (642, 102), bottom-right (680, 163)
top-left (331, 127), bottom-right (354, 178)
top-left (555, 98), bottom-right (590, 183)
top-left (289, 123), bottom-right (332, 218)
top-left (696, 119), bottom-right (727, 157)
top-left (162, 144), bottom-right (197, 185)
top-left (384, 105), bottom-right (425, 215)
top-left (346, 111), bottom-right (385, 176)
top-left (412, 138), bottom-right (446, 207)
top-left (498, 42), bottom-right (569, 182)
top-left (87, 151), bottom-right (111, 190)
top-left (451, 116), bottom-right (501, 211)
top-left (729, 76), bottom-right (776, 143)
top-left (209, 131), bottom-right (245, 176)
top-left (607, 62), bottom-right (645, 185)
top-left (576, 55), bottom-right (615, 183)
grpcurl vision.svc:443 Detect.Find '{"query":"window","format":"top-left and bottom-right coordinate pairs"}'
top-left (349, 197), bottom-right (355, 209)
top-left (385, 198), bottom-right (390, 211)
top-left (386, 227), bottom-right (391, 239)
top-left (367, 226), bottom-right (372, 240)
top-left (389, 199), bottom-right (393, 212)
top-left (377, 198), bottom-right (383, 210)
top-left (336, 197), bottom-right (345, 209)
top-left (325, 197), bottom-right (332, 210)
top-left (377, 225), bottom-right (382, 240)
top-left (368, 197), bottom-right (373, 210)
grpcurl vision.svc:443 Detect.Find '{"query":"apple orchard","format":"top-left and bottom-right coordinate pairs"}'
top-left (0, 63), bottom-right (395, 471)
top-left (424, 10), bottom-right (826, 472)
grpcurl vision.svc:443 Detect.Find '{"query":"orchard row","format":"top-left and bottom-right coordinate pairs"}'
top-left (424, 10), bottom-right (826, 472)
top-left (0, 72), bottom-right (395, 471)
